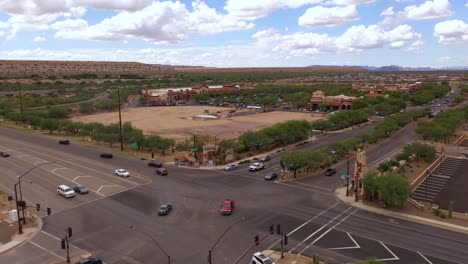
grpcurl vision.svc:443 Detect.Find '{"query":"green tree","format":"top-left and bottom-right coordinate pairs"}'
top-left (363, 172), bottom-right (379, 201)
top-left (48, 107), bottom-right (71, 118)
top-left (79, 102), bottom-right (95, 113)
top-left (377, 173), bottom-right (412, 207)
top-left (281, 150), bottom-right (309, 178)
top-left (40, 119), bottom-right (60, 134)
top-left (256, 95), bottom-right (278, 106)
top-left (311, 119), bottom-right (333, 132)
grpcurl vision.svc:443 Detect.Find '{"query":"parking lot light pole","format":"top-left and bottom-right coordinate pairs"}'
top-left (14, 161), bottom-right (55, 234)
top-left (208, 217), bottom-right (246, 264)
top-left (129, 226), bottom-right (170, 264)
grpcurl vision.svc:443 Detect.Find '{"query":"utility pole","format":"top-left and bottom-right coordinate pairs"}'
top-left (14, 184), bottom-right (23, 234)
top-left (346, 158), bottom-right (350, 196)
top-left (117, 87), bottom-right (124, 151)
top-left (61, 227), bottom-right (72, 264)
top-left (18, 82), bottom-right (24, 123)
top-left (208, 217), bottom-right (245, 264)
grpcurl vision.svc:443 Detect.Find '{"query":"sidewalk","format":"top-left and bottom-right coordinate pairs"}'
top-left (0, 216), bottom-right (42, 254)
top-left (335, 187), bottom-right (468, 235)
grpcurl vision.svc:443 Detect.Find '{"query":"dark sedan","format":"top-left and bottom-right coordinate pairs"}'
top-left (324, 168), bottom-right (337, 176)
top-left (73, 184), bottom-right (89, 194)
top-left (264, 172), bottom-right (279, 181)
top-left (59, 139), bottom-right (70, 145)
top-left (158, 204), bottom-right (172, 216)
top-left (0, 152), bottom-right (10, 157)
top-left (100, 152), bottom-right (113, 159)
top-left (76, 257), bottom-right (102, 264)
top-left (148, 161), bottom-right (163, 168)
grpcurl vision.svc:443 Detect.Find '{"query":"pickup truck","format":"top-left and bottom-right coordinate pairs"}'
top-left (249, 162), bottom-right (266, 172)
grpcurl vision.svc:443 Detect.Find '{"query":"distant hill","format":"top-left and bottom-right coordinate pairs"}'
top-left (340, 65), bottom-right (468, 71)
top-left (177, 66), bottom-right (368, 72)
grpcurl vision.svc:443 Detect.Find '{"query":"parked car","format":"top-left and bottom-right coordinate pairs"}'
top-left (264, 172), bottom-right (279, 181)
top-left (100, 152), bottom-right (113, 159)
top-left (324, 168), bottom-right (337, 176)
top-left (220, 199), bottom-right (234, 215)
top-left (249, 162), bottom-right (266, 172)
top-left (158, 204), bottom-right (172, 216)
top-left (148, 161), bottom-right (163, 168)
top-left (252, 252), bottom-right (275, 264)
top-left (57, 185), bottom-right (75, 198)
top-left (156, 168), bottom-right (168, 176)
top-left (260, 155), bottom-right (271, 162)
top-left (224, 164), bottom-right (239, 171)
top-left (115, 169), bottom-right (130, 177)
top-left (73, 184), bottom-right (89, 194)
top-left (0, 152), bottom-right (10, 157)
top-left (76, 257), bottom-right (103, 264)
top-left (59, 139), bottom-right (70, 145)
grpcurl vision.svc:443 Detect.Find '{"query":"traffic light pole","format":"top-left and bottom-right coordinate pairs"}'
top-left (233, 233), bottom-right (269, 264)
top-left (14, 183), bottom-right (23, 234)
top-left (65, 231), bottom-right (70, 264)
top-left (346, 158), bottom-right (350, 196)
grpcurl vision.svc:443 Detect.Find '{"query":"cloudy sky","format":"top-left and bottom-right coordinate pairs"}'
top-left (0, 0), bottom-right (467, 67)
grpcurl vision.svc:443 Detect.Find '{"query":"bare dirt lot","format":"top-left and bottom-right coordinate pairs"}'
top-left (71, 106), bottom-right (325, 141)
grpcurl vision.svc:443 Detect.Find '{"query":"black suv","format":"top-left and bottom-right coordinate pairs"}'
top-left (148, 161), bottom-right (163, 168)
top-left (100, 152), bottom-right (113, 159)
top-left (158, 204), bottom-right (172, 216)
top-left (59, 139), bottom-right (70, 145)
top-left (260, 155), bottom-right (271, 162)
top-left (324, 168), bottom-right (337, 176)
top-left (76, 257), bottom-right (102, 264)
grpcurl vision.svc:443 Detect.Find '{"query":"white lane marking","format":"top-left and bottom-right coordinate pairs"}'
top-left (51, 167), bottom-right (67, 173)
top-left (328, 232), bottom-right (360, 250)
top-left (72, 175), bottom-right (92, 182)
top-left (277, 182), bottom-right (335, 196)
top-left (301, 208), bottom-right (358, 254)
top-left (268, 202), bottom-right (340, 249)
top-left (417, 252), bottom-right (434, 264)
top-left (40, 231), bottom-right (88, 252)
top-left (28, 241), bottom-right (65, 260)
top-left (24, 148), bottom-right (139, 186)
top-left (378, 241), bottom-right (400, 261)
top-left (368, 148), bottom-right (401, 168)
top-left (289, 181), bottom-right (332, 191)
top-left (290, 207), bottom-right (353, 253)
top-left (97, 185), bottom-right (121, 193)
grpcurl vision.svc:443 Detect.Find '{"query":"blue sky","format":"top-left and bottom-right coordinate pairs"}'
top-left (0, 0), bottom-right (467, 67)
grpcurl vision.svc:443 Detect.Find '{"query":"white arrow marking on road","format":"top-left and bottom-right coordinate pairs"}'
top-left (72, 175), bottom-right (92, 182)
top-left (328, 232), bottom-right (360, 250)
top-left (97, 184), bottom-right (120, 193)
top-left (417, 252), bottom-right (434, 264)
top-left (377, 241), bottom-right (399, 261)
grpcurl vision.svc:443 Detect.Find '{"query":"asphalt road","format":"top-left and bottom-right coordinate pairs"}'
top-left (1, 84), bottom-right (467, 264)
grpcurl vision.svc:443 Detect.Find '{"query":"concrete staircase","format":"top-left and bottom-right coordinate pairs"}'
top-left (413, 157), bottom-right (462, 203)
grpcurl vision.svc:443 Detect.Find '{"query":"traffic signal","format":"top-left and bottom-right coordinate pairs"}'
top-left (284, 235), bottom-right (288, 245)
top-left (276, 224), bottom-right (281, 235)
top-left (17, 200), bottom-right (26, 209)
top-left (61, 239), bottom-right (66, 249)
top-left (357, 162), bottom-right (362, 173)
top-left (36, 204), bottom-right (40, 212)
top-left (67, 227), bottom-right (73, 238)
top-left (47, 208), bottom-right (51, 216)
top-left (254, 235), bottom-right (259, 246)
top-left (269, 225), bottom-right (273, 235)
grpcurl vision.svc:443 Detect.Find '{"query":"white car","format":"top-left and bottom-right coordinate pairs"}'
top-left (224, 164), bottom-right (238, 171)
top-left (115, 169), bottom-right (130, 177)
top-left (252, 252), bottom-right (275, 264)
top-left (249, 162), bottom-right (266, 172)
top-left (57, 185), bottom-right (75, 198)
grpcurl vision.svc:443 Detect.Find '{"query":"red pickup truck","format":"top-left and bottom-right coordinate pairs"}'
top-left (220, 199), bottom-right (234, 215)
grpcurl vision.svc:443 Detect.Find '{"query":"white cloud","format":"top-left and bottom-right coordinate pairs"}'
top-left (53, 1), bottom-right (254, 44)
top-left (324, 0), bottom-right (375, 5)
top-left (33, 36), bottom-right (46, 42)
top-left (0, 21), bottom-right (9, 28)
top-left (434, 19), bottom-right (468, 45)
top-left (224, 0), bottom-right (322, 20)
top-left (0, 31), bottom-right (4, 37)
top-left (298, 5), bottom-right (359, 28)
top-left (390, 41), bottom-right (405, 48)
top-left (380, 0), bottom-right (454, 27)
top-left (380, 7), bottom-right (394, 16)
top-left (51, 19), bottom-right (88, 31)
top-left (407, 40), bottom-right (424, 52)
top-left (73, 0), bottom-right (153, 12)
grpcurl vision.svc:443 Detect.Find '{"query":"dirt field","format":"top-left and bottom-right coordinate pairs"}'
top-left (71, 106), bottom-right (325, 141)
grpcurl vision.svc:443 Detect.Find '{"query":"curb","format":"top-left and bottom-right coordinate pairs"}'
top-left (335, 187), bottom-right (468, 235)
top-left (0, 214), bottom-right (43, 254)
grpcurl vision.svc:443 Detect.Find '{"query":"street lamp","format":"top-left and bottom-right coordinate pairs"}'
top-left (208, 217), bottom-right (246, 264)
top-left (15, 161), bottom-right (55, 234)
top-left (129, 225), bottom-right (170, 264)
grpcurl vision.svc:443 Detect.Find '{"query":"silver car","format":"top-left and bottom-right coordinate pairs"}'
top-left (224, 164), bottom-right (238, 171)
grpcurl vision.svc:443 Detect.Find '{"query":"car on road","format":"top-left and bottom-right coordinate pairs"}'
top-left (437, 103), bottom-right (441, 107)
top-left (76, 257), bottom-right (103, 264)
top-left (252, 252), bottom-right (275, 264)
top-left (324, 168), bottom-right (337, 176)
top-left (156, 168), bottom-right (168, 176)
top-left (148, 160), bottom-right (163, 168)
top-left (264, 172), bottom-right (279, 181)
top-left (73, 184), bottom-right (89, 195)
top-left (260, 155), bottom-right (271, 162)
top-left (57, 185), bottom-right (75, 198)
top-left (115, 169), bottom-right (130, 177)
top-left (100, 152), bottom-right (113, 159)
top-left (249, 162), bottom-right (266, 172)
top-left (158, 204), bottom-right (172, 216)
top-left (224, 164), bottom-right (238, 171)
top-left (220, 199), bottom-right (234, 215)
top-left (59, 139), bottom-right (70, 145)
top-left (0, 152), bottom-right (10, 157)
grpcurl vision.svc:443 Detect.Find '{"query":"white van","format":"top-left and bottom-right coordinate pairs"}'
top-left (251, 252), bottom-right (275, 264)
top-left (57, 185), bottom-right (75, 198)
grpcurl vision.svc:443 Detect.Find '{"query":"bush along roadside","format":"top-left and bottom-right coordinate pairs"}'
top-left (416, 106), bottom-right (468, 142)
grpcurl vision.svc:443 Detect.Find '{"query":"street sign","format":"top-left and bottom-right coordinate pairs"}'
top-left (341, 174), bottom-right (350, 178)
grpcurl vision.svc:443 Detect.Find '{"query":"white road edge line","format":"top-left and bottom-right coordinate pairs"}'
top-left (40, 231), bottom-right (87, 252)
top-left (28, 241), bottom-right (66, 260)
top-left (291, 207), bottom-right (353, 254)
top-left (72, 175), bottom-right (92, 182)
top-left (97, 185), bottom-right (121, 193)
top-left (417, 251), bottom-right (434, 264)
top-left (328, 232), bottom-right (360, 250)
top-left (299, 208), bottom-right (357, 254)
top-left (276, 182), bottom-right (335, 196)
top-left (378, 241), bottom-right (400, 261)
top-left (268, 202), bottom-right (340, 249)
